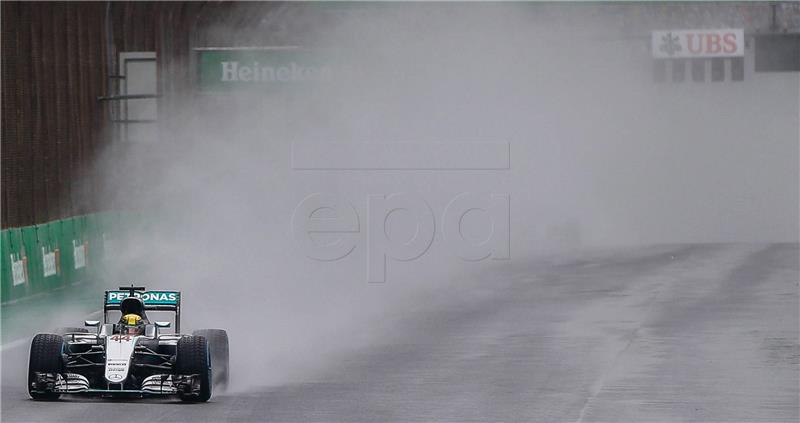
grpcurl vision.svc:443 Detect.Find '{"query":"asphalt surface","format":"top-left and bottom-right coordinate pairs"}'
top-left (2, 243), bottom-right (798, 422)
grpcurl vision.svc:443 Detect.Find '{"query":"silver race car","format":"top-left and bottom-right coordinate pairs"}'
top-left (27, 286), bottom-right (229, 402)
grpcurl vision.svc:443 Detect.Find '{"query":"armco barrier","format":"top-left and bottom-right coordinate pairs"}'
top-left (0, 212), bottom-right (134, 304)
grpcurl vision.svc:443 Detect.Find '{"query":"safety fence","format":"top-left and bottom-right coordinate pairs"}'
top-left (0, 212), bottom-right (138, 304)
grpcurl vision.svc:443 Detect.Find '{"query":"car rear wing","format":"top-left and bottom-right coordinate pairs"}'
top-left (103, 286), bottom-right (181, 332)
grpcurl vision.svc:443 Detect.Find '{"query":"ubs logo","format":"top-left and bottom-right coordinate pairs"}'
top-left (659, 32), bottom-right (681, 56)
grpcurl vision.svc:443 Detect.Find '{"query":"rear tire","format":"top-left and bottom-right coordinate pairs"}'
top-left (192, 329), bottom-right (229, 390)
top-left (28, 334), bottom-right (64, 400)
top-left (175, 336), bottom-right (211, 402)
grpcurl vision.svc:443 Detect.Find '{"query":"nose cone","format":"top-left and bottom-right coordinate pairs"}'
top-left (105, 335), bottom-right (137, 383)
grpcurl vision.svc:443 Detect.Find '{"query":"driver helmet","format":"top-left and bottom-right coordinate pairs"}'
top-left (120, 313), bottom-right (143, 335)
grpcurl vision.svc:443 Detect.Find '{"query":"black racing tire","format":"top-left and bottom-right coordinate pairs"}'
top-left (175, 335), bottom-right (212, 402)
top-left (53, 327), bottom-right (88, 335)
top-left (192, 329), bottom-right (229, 390)
top-left (28, 334), bottom-right (64, 401)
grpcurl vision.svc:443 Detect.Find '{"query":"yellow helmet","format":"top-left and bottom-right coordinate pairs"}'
top-left (122, 313), bottom-right (142, 325)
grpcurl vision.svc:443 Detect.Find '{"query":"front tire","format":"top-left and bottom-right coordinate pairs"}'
top-left (175, 335), bottom-right (211, 402)
top-left (28, 334), bottom-right (64, 400)
top-left (192, 329), bottom-right (229, 390)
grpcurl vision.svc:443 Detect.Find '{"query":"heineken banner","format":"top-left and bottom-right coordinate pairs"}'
top-left (196, 47), bottom-right (337, 93)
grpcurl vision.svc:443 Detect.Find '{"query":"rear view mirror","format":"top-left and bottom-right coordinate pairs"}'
top-left (154, 321), bottom-right (171, 328)
top-left (84, 320), bottom-right (100, 327)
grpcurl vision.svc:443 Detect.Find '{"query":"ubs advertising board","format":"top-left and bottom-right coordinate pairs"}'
top-left (651, 29), bottom-right (744, 59)
top-left (196, 47), bottom-right (337, 93)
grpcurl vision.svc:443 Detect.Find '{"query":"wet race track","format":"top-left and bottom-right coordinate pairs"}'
top-left (2, 244), bottom-right (798, 422)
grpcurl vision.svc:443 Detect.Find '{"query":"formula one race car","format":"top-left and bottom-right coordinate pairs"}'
top-left (27, 286), bottom-right (229, 402)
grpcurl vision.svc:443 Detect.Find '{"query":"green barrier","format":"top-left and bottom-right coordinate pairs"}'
top-left (4, 228), bottom-right (27, 300)
top-left (70, 216), bottom-right (90, 284)
top-left (85, 213), bottom-right (104, 265)
top-left (0, 230), bottom-right (12, 302)
top-left (40, 221), bottom-right (62, 290)
top-left (59, 218), bottom-right (73, 284)
top-left (21, 226), bottom-right (39, 296)
top-left (0, 212), bottom-right (129, 304)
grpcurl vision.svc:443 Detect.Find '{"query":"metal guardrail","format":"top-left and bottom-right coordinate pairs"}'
top-left (97, 93), bottom-right (160, 102)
